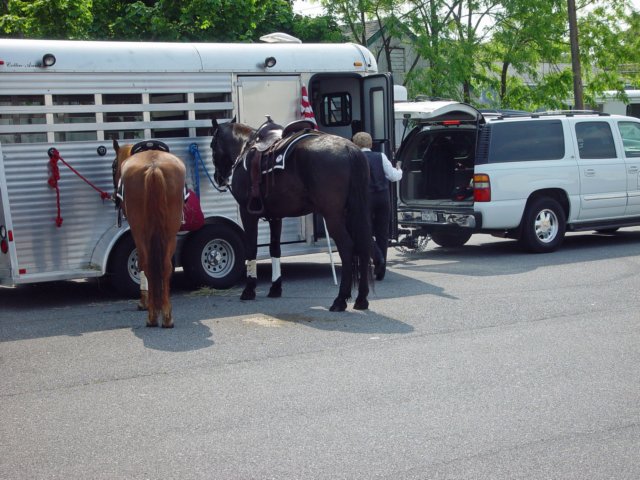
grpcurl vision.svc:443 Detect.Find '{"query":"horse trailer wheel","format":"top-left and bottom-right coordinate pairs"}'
top-left (182, 224), bottom-right (246, 289)
top-left (519, 197), bottom-right (566, 253)
top-left (430, 230), bottom-right (472, 248)
top-left (108, 235), bottom-right (141, 298)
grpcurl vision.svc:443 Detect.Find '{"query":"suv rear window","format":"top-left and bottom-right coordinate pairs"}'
top-left (483, 120), bottom-right (564, 163)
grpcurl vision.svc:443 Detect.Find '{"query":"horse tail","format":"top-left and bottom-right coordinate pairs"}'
top-left (346, 146), bottom-right (373, 286)
top-left (144, 165), bottom-right (170, 310)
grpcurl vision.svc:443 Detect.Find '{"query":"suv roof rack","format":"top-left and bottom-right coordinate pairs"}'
top-left (486, 109), bottom-right (611, 121)
top-left (531, 110), bottom-right (610, 118)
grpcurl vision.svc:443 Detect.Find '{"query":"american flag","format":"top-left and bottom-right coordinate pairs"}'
top-left (300, 85), bottom-right (318, 128)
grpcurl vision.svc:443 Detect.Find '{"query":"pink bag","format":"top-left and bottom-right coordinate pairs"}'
top-left (180, 189), bottom-right (205, 232)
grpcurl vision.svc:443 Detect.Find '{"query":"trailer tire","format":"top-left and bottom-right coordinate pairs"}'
top-left (182, 224), bottom-right (246, 289)
top-left (108, 234), bottom-right (140, 298)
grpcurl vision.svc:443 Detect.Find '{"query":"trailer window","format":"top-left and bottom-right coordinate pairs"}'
top-left (320, 93), bottom-right (351, 127)
top-left (0, 85), bottom-right (232, 143)
top-left (194, 92), bottom-right (232, 136)
top-left (52, 94), bottom-right (97, 142)
top-left (149, 93), bottom-right (188, 138)
top-left (102, 93), bottom-right (145, 140)
top-left (0, 95), bottom-right (47, 144)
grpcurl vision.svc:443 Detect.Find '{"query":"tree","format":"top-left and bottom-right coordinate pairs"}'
top-left (567, 0), bottom-right (584, 108)
top-left (477, 0), bottom-right (569, 109)
top-left (577, 0), bottom-right (638, 105)
top-left (0, 0), bottom-right (93, 39)
top-left (1, 0), bottom-right (343, 43)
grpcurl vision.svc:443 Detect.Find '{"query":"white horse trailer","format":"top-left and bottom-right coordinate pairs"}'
top-left (0, 38), bottom-right (394, 296)
top-left (597, 90), bottom-right (640, 118)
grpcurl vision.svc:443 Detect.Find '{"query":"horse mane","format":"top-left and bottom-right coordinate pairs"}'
top-left (232, 123), bottom-right (255, 144)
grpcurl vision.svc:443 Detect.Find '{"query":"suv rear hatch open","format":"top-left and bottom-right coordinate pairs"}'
top-left (395, 100), bottom-right (484, 246)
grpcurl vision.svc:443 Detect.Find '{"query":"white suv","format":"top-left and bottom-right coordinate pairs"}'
top-left (395, 102), bottom-right (640, 252)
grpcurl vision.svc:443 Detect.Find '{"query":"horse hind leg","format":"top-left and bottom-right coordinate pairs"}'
top-left (325, 220), bottom-right (353, 312)
top-left (353, 251), bottom-right (370, 311)
top-left (138, 258), bottom-right (159, 327)
top-left (161, 249), bottom-right (174, 328)
top-left (138, 271), bottom-right (150, 312)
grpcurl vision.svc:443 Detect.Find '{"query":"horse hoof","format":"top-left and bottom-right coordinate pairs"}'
top-left (240, 290), bottom-right (256, 301)
top-left (162, 323), bottom-right (174, 329)
top-left (353, 298), bottom-right (369, 310)
top-left (146, 321), bottom-right (158, 328)
top-left (137, 303), bottom-right (148, 311)
top-left (267, 278), bottom-right (282, 298)
top-left (374, 261), bottom-right (386, 281)
top-left (267, 286), bottom-right (282, 298)
top-left (329, 299), bottom-right (347, 312)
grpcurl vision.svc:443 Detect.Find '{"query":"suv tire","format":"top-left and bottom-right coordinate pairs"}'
top-left (519, 197), bottom-right (566, 253)
top-left (430, 230), bottom-right (472, 248)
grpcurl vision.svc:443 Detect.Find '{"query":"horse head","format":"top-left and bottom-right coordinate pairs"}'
top-left (111, 139), bottom-right (133, 193)
top-left (210, 117), bottom-right (253, 187)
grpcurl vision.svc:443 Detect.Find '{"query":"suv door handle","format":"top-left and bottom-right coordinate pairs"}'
top-left (629, 166), bottom-right (639, 173)
top-left (584, 168), bottom-right (596, 176)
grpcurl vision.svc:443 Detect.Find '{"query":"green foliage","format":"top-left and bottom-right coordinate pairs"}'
top-left (1, 0), bottom-right (345, 43)
top-left (1, 0), bottom-right (638, 112)
top-left (1, 0), bottom-right (93, 39)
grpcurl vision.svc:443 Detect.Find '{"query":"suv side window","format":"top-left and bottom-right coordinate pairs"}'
top-left (487, 120), bottom-right (564, 163)
top-left (617, 121), bottom-right (640, 158)
top-left (575, 121), bottom-right (616, 159)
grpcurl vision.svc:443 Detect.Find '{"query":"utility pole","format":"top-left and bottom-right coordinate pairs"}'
top-left (567, 0), bottom-right (584, 109)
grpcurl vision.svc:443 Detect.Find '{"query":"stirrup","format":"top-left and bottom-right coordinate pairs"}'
top-left (247, 196), bottom-right (264, 215)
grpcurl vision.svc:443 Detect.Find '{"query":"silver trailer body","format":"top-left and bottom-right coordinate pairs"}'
top-left (0, 38), bottom-right (394, 293)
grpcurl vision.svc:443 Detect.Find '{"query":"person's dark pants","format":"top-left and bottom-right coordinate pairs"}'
top-left (370, 189), bottom-right (390, 267)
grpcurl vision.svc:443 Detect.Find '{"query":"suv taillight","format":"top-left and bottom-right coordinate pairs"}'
top-left (473, 174), bottom-right (491, 202)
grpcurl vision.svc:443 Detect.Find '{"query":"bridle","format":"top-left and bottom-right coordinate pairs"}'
top-left (210, 128), bottom-right (230, 193)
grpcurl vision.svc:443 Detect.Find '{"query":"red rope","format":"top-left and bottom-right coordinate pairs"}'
top-left (47, 149), bottom-right (63, 227)
top-left (47, 148), bottom-right (113, 227)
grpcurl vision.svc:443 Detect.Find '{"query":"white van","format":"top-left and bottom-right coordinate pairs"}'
top-left (0, 37), bottom-right (394, 295)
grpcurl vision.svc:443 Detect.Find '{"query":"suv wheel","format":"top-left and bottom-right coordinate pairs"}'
top-left (430, 230), bottom-right (472, 248)
top-left (519, 197), bottom-right (566, 253)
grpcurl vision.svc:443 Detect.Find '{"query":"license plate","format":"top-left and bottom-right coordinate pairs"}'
top-left (421, 210), bottom-right (437, 222)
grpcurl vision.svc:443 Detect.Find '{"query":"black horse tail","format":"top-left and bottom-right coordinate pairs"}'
top-left (345, 146), bottom-right (373, 287)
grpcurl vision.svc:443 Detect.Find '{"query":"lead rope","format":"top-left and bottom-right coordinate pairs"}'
top-left (47, 148), bottom-right (113, 227)
top-left (47, 150), bottom-right (63, 227)
top-left (188, 143), bottom-right (224, 194)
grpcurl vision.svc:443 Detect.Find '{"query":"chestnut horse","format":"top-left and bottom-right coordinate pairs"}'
top-left (210, 118), bottom-right (372, 311)
top-left (112, 140), bottom-right (186, 327)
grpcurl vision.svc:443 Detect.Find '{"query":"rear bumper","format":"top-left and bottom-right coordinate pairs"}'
top-left (398, 206), bottom-right (481, 230)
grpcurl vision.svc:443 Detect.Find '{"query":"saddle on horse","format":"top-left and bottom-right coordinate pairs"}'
top-left (114, 140), bottom-right (204, 231)
top-left (245, 117), bottom-right (320, 215)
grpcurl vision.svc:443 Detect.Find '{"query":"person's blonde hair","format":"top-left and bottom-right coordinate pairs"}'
top-left (352, 131), bottom-right (373, 149)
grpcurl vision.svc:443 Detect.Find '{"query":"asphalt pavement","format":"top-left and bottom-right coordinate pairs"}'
top-left (1, 230), bottom-right (639, 479)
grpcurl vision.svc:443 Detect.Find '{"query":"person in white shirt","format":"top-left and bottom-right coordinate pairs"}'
top-left (352, 132), bottom-right (402, 280)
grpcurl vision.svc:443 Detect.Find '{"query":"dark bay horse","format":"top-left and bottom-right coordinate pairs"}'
top-left (112, 140), bottom-right (186, 327)
top-left (210, 118), bottom-right (372, 312)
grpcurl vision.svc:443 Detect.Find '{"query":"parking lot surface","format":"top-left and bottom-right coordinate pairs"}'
top-left (2, 231), bottom-right (640, 479)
